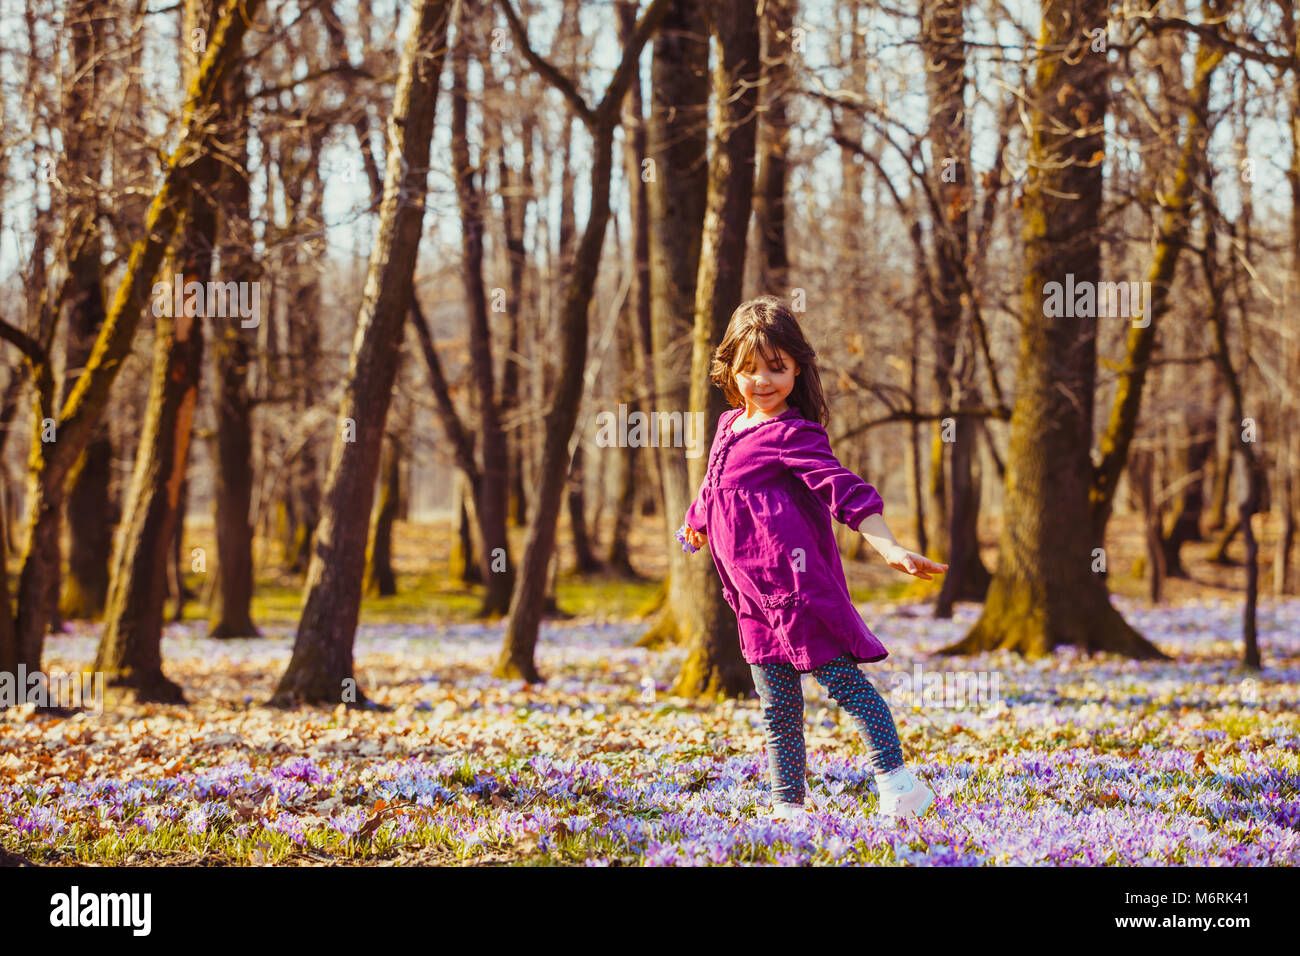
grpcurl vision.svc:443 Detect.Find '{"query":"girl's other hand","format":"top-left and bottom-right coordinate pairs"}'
top-left (675, 523), bottom-right (707, 553)
top-left (883, 543), bottom-right (948, 579)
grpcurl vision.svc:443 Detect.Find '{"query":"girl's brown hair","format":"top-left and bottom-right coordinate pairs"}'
top-left (709, 295), bottom-right (830, 428)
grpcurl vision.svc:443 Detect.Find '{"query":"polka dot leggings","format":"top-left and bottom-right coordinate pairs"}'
top-left (750, 655), bottom-right (904, 806)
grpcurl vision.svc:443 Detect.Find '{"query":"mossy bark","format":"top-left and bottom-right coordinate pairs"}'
top-left (94, 0), bottom-right (229, 703)
top-left (1089, 3), bottom-right (1228, 548)
top-left (944, 0), bottom-right (1165, 661)
top-left (12, 0), bottom-right (262, 682)
top-left (59, 0), bottom-right (115, 623)
top-left (94, 285), bottom-right (205, 704)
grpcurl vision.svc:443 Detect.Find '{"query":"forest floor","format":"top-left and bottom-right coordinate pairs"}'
top-left (1, 511), bottom-right (1298, 866)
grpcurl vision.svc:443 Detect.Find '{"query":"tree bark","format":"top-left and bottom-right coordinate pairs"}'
top-left (566, 443), bottom-right (602, 573)
top-left (271, 0), bottom-right (454, 707)
top-left (674, 0), bottom-right (762, 698)
top-left (364, 431), bottom-right (401, 597)
top-left (451, 0), bottom-right (515, 615)
top-left (59, 0), bottom-right (116, 623)
top-left (942, 0), bottom-right (1167, 660)
top-left (1089, 5), bottom-right (1229, 547)
top-left (922, 0), bottom-right (990, 615)
top-left (920, 0), bottom-right (970, 571)
top-left (754, 0), bottom-right (793, 295)
top-left (1202, 164), bottom-right (1263, 669)
top-left (208, 18), bottom-right (259, 639)
top-left (9, 0), bottom-right (263, 689)
top-left (94, 0), bottom-right (233, 702)
top-left (493, 0), bottom-right (672, 682)
top-left (640, 0), bottom-right (711, 656)
top-left (498, 115), bottom-right (534, 528)
top-left (1158, 408), bottom-right (1211, 576)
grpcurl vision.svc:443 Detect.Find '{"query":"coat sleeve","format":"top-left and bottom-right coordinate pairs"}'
top-left (684, 474), bottom-right (709, 534)
top-left (780, 421), bottom-right (884, 531)
top-left (682, 409), bottom-right (734, 534)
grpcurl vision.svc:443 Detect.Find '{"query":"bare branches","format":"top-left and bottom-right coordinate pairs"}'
top-left (494, 0), bottom-right (672, 130)
top-left (494, 0), bottom-right (596, 126)
top-left (0, 318), bottom-right (46, 367)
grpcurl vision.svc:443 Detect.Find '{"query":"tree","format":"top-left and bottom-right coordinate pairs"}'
top-left (920, 0), bottom-right (992, 617)
top-left (1090, 0), bottom-right (1231, 555)
top-left (95, 0), bottom-right (231, 702)
top-left (674, 0), bottom-right (762, 697)
top-left (59, 0), bottom-right (117, 623)
top-left (493, 0), bottom-right (672, 681)
top-left (942, 0), bottom-right (1167, 660)
top-left (271, 0), bottom-right (454, 707)
top-left (208, 0), bottom-right (260, 639)
top-left (754, 0), bottom-right (794, 295)
top-left (450, 0), bottom-right (516, 613)
top-left (640, 0), bottom-right (710, 654)
top-left (0, 0), bottom-right (265, 693)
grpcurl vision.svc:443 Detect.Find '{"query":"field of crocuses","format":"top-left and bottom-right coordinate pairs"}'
top-left (2, 596), bottom-right (1298, 866)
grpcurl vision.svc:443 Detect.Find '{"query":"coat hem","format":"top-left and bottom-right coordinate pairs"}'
top-left (745, 647), bottom-right (890, 673)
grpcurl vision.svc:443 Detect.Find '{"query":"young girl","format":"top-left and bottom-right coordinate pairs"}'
top-left (674, 295), bottom-right (948, 824)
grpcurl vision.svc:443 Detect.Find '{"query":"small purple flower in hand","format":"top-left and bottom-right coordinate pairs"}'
top-left (674, 523), bottom-right (702, 554)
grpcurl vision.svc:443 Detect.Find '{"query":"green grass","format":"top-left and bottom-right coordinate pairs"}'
top-left (174, 566), bottom-right (665, 629)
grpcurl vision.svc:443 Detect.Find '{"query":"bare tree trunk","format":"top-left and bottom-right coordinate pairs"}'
top-left (921, 0), bottom-right (970, 571)
top-left (9, 0), bottom-right (263, 689)
top-left (0, 456), bottom-right (14, 680)
top-left (1206, 384), bottom-right (1233, 530)
top-left (209, 20), bottom-right (259, 639)
top-left (943, 0), bottom-right (1166, 660)
top-left (1159, 407), bottom-right (1211, 576)
top-left (167, 478), bottom-right (194, 623)
top-left (95, 0), bottom-right (231, 702)
top-left (907, 294), bottom-right (927, 557)
top-left (494, 0), bottom-right (671, 682)
top-left (674, 0), bottom-right (761, 698)
top-left (1134, 447), bottom-right (1166, 602)
top-left (604, 0), bottom-right (658, 577)
top-left (1090, 1), bottom-right (1229, 546)
top-left (59, 0), bottom-right (116, 623)
top-left (567, 444), bottom-right (602, 573)
top-left (271, 0), bottom-right (454, 707)
top-left (1278, 9), bottom-right (1300, 596)
top-left (451, 0), bottom-right (515, 615)
top-left (935, 351), bottom-right (991, 615)
top-left (754, 0), bottom-right (793, 294)
top-left (607, 290), bottom-right (641, 576)
top-left (641, 0), bottom-right (711, 654)
top-left (364, 430), bottom-right (402, 597)
top-left (451, 468), bottom-right (483, 585)
top-left (498, 114), bottom-right (535, 527)
top-left (1203, 174), bottom-right (1263, 669)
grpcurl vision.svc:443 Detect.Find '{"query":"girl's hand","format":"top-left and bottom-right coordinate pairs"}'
top-left (883, 543), bottom-right (948, 579)
top-left (675, 523), bottom-right (707, 553)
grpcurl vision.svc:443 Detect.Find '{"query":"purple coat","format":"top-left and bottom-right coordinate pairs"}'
top-left (683, 405), bottom-right (889, 672)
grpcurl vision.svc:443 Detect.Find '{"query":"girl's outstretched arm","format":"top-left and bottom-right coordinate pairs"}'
top-left (858, 512), bottom-right (948, 579)
top-left (780, 420), bottom-right (884, 530)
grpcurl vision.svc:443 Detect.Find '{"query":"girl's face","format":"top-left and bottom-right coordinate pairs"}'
top-left (733, 342), bottom-right (799, 418)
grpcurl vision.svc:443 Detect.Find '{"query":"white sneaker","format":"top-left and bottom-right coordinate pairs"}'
top-left (877, 769), bottom-right (935, 823)
top-left (771, 801), bottom-right (809, 821)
